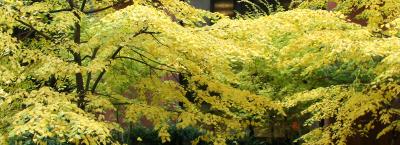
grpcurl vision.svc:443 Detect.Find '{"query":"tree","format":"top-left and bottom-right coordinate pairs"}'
top-left (230, 3), bottom-right (400, 145)
top-left (1, 0), bottom-right (400, 145)
top-left (0, 0), bottom-right (282, 144)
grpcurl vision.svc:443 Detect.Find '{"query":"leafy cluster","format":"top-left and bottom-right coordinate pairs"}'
top-left (291, 0), bottom-right (400, 34)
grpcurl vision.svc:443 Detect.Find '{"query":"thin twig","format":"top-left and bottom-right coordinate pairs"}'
top-left (129, 47), bottom-right (176, 70)
top-left (149, 33), bottom-right (170, 48)
top-left (49, 8), bottom-right (72, 13)
top-left (115, 56), bottom-right (180, 73)
top-left (83, 5), bottom-right (113, 14)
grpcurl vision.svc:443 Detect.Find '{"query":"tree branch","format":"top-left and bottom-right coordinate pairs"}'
top-left (66, 0), bottom-right (75, 8)
top-left (83, 5), bottom-right (113, 14)
top-left (81, 55), bottom-right (91, 62)
top-left (80, 0), bottom-right (87, 11)
top-left (90, 27), bottom-right (151, 93)
top-left (113, 102), bottom-right (134, 105)
top-left (66, 0), bottom-right (87, 109)
top-left (17, 30), bottom-right (34, 41)
top-left (74, 53), bottom-right (85, 109)
top-left (15, 19), bottom-right (52, 40)
top-left (91, 46), bottom-right (123, 93)
top-left (85, 47), bottom-right (100, 91)
top-left (83, 0), bottom-right (134, 14)
top-left (130, 47), bottom-right (176, 70)
top-left (90, 71), bottom-right (106, 93)
top-left (148, 33), bottom-right (170, 48)
top-left (49, 8), bottom-right (72, 13)
top-left (115, 56), bottom-right (180, 73)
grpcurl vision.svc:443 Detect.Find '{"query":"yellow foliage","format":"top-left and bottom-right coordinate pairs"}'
top-left (1, 0), bottom-right (400, 144)
top-left (292, 0), bottom-right (400, 33)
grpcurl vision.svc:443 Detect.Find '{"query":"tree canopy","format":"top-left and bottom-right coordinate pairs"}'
top-left (0, 0), bottom-right (399, 145)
